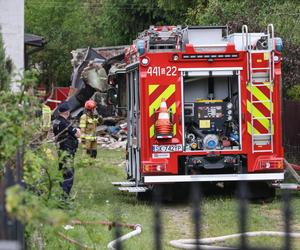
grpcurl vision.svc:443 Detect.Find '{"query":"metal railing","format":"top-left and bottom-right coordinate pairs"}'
top-left (109, 182), bottom-right (297, 250)
top-left (1, 147), bottom-right (299, 250)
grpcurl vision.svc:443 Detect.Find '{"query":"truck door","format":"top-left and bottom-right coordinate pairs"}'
top-left (126, 65), bottom-right (141, 182)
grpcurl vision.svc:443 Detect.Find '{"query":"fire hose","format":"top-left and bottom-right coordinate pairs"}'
top-left (170, 231), bottom-right (300, 249)
top-left (170, 159), bottom-right (300, 249)
top-left (58, 220), bottom-right (142, 249)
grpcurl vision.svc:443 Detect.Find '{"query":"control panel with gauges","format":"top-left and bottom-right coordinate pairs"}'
top-left (184, 100), bottom-right (239, 150)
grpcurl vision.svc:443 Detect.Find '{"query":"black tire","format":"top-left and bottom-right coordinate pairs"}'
top-left (137, 190), bottom-right (152, 201)
top-left (248, 181), bottom-right (276, 202)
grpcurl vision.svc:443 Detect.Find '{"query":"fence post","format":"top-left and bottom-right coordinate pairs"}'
top-left (0, 176), bottom-right (8, 240)
top-left (238, 181), bottom-right (248, 250)
top-left (191, 183), bottom-right (201, 250)
top-left (283, 190), bottom-right (292, 250)
top-left (0, 146), bottom-right (24, 250)
top-left (153, 186), bottom-right (162, 250)
top-left (15, 147), bottom-right (25, 249)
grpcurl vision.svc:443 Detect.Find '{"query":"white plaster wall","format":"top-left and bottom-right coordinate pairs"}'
top-left (0, 0), bottom-right (24, 92)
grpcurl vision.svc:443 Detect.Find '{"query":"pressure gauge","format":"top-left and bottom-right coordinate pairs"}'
top-left (227, 115), bottom-right (233, 121)
top-left (227, 110), bottom-right (233, 115)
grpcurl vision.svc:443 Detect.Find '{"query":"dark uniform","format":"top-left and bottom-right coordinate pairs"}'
top-left (53, 115), bottom-right (78, 195)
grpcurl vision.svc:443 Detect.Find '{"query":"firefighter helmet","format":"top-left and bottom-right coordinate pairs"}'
top-left (85, 100), bottom-right (96, 110)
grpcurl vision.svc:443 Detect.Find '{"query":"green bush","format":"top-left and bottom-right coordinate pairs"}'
top-left (286, 84), bottom-right (300, 101)
top-left (0, 29), bottom-right (12, 91)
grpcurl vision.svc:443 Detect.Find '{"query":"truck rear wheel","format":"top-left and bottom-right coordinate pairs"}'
top-left (247, 181), bottom-right (275, 202)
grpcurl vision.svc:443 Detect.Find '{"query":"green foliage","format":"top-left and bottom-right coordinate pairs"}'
top-left (184, 0), bottom-right (300, 94)
top-left (23, 145), bottom-right (63, 201)
top-left (99, 0), bottom-right (194, 45)
top-left (25, 0), bottom-right (105, 86)
top-left (286, 84), bottom-right (300, 101)
top-left (0, 92), bottom-right (36, 170)
top-left (6, 185), bottom-right (67, 226)
top-left (25, 0), bottom-right (299, 91)
top-left (1, 70), bottom-right (68, 232)
top-left (25, 0), bottom-right (197, 86)
top-left (0, 29), bottom-right (12, 91)
top-left (34, 148), bottom-right (300, 249)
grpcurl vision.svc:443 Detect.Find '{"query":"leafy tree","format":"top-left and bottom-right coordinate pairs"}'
top-left (25, 0), bottom-right (197, 87)
top-left (286, 84), bottom-right (300, 101)
top-left (25, 0), bottom-right (300, 94)
top-left (99, 0), bottom-right (197, 45)
top-left (25, 0), bottom-right (105, 86)
top-left (0, 72), bottom-right (68, 237)
top-left (185, 0), bottom-right (300, 93)
top-left (0, 29), bottom-right (12, 91)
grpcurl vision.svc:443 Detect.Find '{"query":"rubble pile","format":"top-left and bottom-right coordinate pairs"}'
top-left (96, 116), bottom-right (127, 149)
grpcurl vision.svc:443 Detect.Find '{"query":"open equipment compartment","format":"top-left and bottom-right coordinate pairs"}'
top-left (182, 70), bottom-right (241, 152)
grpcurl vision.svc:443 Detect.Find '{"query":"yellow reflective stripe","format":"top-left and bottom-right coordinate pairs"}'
top-left (247, 122), bottom-right (260, 135)
top-left (150, 124), bottom-right (155, 138)
top-left (264, 81), bottom-right (271, 90)
top-left (79, 115), bottom-right (87, 128)
top-left (149, 84), bottom-right (175, 117)
top-left (169, 102), bottom-right (176, 114)
top-left (173, 123), bottom-right (176, 136)
top-left (148, 84), bottom-right (159, 95)
top-left (247, 84), bottom-right (273, 113)
top-left (264, 52), bottom-right (269, 60)
top-left (87, 118), bottom-right (97, 123)
top-left (247, 100), bottom-right (270, 131)
top-left (84, 136), bottom-right (97, 140)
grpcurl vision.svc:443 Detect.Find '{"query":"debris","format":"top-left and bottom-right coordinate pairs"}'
top-left (63, 225), bottom-right (74, 230)
top-left (96, 119), bottom-right (127, 149)
top-left (107, 126), bottom-right (120, 134)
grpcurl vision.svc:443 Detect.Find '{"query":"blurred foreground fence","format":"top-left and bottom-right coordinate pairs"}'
top-left (0, 148), bottom-right (24, 250)
top-left (283, 100), bottom-right (300, 163)
top-left (0, 148), bottom-right (299, 249)
top-left (150, 183), bottom-right (296, 250)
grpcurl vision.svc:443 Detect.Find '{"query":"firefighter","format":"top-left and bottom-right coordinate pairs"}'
top-left (53, 102), bottom-right (80, 197)
top-left (80, 100), bottom-right (98, 158)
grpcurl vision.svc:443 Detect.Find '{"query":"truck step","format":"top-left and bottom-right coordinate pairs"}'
top-left (118, 187), bottom-right (148, 193)
top-left (112, 181), bottom-right (136, 187)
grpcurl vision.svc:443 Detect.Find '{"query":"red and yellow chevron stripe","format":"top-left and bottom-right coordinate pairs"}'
top-left (148, 84), bottom-right (176, 138)
top-left (246, 81), bottom-right (273, 136)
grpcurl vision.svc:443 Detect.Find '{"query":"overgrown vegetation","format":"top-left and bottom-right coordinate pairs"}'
top-left (0, 28), bottom-right (12, 91)
top-left (27, 148), bottom-right (300, 250)
top-left (0, 29), bottom-right (69, 241)
top-left (286, 84), bottom-right (300, 101)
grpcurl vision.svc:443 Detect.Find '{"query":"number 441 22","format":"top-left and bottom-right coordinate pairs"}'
top-left (147, 66), bottom-right (177, 76)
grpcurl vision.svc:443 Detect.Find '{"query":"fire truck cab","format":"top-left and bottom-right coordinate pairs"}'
top-left (113, 25), bottom-right (284, 195)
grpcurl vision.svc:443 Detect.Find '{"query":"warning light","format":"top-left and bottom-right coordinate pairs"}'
top-left (141, 57), bottom-right (149, 66)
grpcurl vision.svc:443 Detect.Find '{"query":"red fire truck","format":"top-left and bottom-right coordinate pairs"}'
top-left (113, 24), bottom-right (284, 197)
